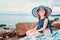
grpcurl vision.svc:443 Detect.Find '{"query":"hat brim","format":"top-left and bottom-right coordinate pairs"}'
top-left (32, 5), bottom-right (52, 18)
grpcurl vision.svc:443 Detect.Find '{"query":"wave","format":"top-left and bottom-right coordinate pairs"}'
top-left (50, 15), bottom-right (60, 17)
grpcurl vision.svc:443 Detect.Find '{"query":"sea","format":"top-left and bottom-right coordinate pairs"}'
top-left (0, 13), bottom-right (60, 28)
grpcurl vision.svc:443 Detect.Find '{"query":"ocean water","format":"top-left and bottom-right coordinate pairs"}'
top-left (0, 14), bottom-right (38, 24)
top-left (0, 13), bottom-right (60, 28)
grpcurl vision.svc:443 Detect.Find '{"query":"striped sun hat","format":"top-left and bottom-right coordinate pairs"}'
top-left (32, 5), bottom-right (52, 18)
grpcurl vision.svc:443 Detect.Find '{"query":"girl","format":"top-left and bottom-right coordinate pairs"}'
top-left (26, 5), bottom-right (53, 40)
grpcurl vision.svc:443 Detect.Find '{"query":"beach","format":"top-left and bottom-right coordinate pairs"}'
top-left (0, 13), bottom-right (60, 40)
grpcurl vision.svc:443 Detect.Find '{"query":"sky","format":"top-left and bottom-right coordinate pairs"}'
top-left (0, 0), bottom-right (60, 14)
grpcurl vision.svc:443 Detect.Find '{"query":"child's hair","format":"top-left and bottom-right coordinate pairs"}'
top-left (37, 8), bottom-right (48, 19)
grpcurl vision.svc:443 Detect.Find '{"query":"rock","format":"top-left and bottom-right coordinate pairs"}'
top-left (15, 22), bottom-right (37, 36)
top-left (50, 17), bottom-right (59, 24)
top-left (0, 24), bottom-right (6, 27)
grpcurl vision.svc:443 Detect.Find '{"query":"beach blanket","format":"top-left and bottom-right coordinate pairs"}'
top-left (19, 30), bottom-right (60, 40)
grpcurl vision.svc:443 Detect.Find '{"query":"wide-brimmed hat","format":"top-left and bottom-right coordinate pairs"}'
top-left (32, 5), bottom-right (52, 18)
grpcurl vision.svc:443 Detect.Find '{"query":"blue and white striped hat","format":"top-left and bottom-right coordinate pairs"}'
top-left (32, 5), bottom-right (52, 18)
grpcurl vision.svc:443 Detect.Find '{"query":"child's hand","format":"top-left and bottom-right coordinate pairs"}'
top-left (31, 29), bottom-right (37, 32)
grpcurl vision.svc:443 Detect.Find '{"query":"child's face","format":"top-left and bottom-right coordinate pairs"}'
top-left (38, 8), bottom-right (45, 17)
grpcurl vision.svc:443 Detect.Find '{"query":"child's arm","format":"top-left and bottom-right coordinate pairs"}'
top-left (37, 19), bottom-right (48, 32)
